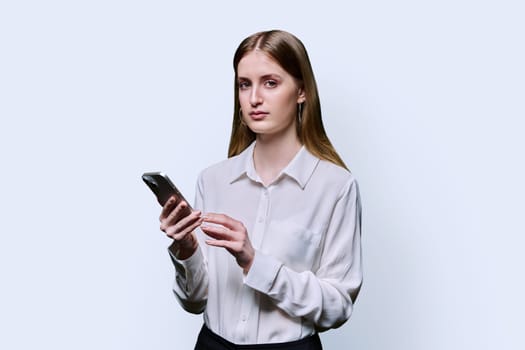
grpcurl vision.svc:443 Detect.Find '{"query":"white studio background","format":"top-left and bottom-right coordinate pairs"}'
top-left (1, 1), bottom-right (523, 349)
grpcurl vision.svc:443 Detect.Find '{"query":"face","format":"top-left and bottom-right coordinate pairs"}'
top-left (237, 50), bottom-right (305, 140)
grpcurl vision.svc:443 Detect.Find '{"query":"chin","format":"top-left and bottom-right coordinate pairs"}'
top-left (246, 123), bottom-right (270, 135)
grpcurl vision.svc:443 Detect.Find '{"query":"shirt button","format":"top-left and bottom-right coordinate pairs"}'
top-left (263, 190), bottom-right (268, 196)
top-left (241, 315), bottom-right (247, 322)
top-left (258, 217), bottom-right (264, 223)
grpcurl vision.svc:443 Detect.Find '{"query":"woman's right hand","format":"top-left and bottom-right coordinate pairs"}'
top-left (159, 196), bottom-right (202, 260)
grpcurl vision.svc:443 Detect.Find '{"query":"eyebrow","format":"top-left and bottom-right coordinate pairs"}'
top-left (237, 74), bottom-right (283, 81)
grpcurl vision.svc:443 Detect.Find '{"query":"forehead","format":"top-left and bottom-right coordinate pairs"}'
top-left (237, 50), bottom-right (288, 78)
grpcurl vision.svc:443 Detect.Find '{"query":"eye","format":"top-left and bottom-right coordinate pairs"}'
top-left (238, 81), bottom-right (250, 90)
top-left (264, 80), bottom-right (278, 88)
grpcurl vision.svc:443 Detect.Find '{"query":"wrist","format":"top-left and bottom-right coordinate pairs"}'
top-left (170, 233), bottom-right (198, 260)
top-left (242, 250), bottom-right (255, 274)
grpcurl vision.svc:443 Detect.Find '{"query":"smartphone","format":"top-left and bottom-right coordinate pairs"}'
top-left (142, 171), bottom-right (192, 209)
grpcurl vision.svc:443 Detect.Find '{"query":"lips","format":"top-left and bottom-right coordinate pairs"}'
top-left (250, 111), bottom-right (268, 120)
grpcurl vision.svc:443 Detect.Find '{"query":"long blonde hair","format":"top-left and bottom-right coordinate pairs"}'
top-left (228, 30), bottom-right (348, 170)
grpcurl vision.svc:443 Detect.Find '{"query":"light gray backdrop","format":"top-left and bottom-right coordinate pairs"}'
top-left (1, 1), bottom-right (523, 349)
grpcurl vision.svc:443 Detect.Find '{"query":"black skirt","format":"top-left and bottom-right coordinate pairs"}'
top-left (194, 324), bottom-right (323, 350)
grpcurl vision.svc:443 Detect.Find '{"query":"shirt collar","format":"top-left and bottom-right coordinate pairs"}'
top-left (281, 146), bottom-right (320, 189)
top-left (229, 142), bottom-right (256, 184)
top-left (229, 141), bottom-right (320, 189)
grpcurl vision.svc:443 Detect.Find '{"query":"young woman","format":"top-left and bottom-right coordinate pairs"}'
top-left (159, 30), bottom-right (362, 350)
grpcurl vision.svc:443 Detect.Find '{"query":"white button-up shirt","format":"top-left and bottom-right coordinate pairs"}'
top-left (170, 142), bottom-right (362, 344)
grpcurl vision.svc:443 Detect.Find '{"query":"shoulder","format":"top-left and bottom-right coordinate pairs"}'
top-left (197, 153), bottom-right (243, 183)
top-left (198, 142), bottom-right (254, 184)
top-left (316, 159), bottom-right (358, 188)
top-left (314, 161), bottom-right (361, 214)
top-left (307, 159), bottom-right (360, 206)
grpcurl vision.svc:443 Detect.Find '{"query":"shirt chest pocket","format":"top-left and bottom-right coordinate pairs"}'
top-left (262, 220), bottom-right (322, 272)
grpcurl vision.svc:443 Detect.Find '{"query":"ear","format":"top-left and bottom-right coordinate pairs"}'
top-left (297, 87), bottom-right (306, 104)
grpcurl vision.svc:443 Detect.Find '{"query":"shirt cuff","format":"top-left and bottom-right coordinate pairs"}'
top-left (168, 245), bottom-right (204, 276)
top-left (244, 250), bottom-right (283, 293)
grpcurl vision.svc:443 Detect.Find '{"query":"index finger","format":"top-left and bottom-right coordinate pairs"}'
top-left (202, 213), bottom-right (243, 231)
top-left (160, 195), bottom-right (183, 220)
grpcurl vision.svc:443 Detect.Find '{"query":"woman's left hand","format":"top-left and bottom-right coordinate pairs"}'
top-left (200, 213), bottom-right (254, 273)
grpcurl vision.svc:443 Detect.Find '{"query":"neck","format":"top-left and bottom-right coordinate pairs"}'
top-left (253, 131), bottom-right (302, 186)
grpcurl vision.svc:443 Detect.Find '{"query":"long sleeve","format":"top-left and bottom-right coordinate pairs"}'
top-left (165, 145), bottom-right (362, 343)
top-left (169, 173), bottom-right (209, 314)
top-left (244, 178), bottom-right (362, 330)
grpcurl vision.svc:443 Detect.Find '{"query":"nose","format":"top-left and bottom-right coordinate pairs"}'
top-left (249, 86), bottom-right (262, 107)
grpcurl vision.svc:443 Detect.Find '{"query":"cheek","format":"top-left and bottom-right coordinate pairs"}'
top-left (277, 93), bottom-right (299, 116)
top-left (238, 90), bottom-right (251, 105)
top-left (238, 96), bottom-right (249, 114)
